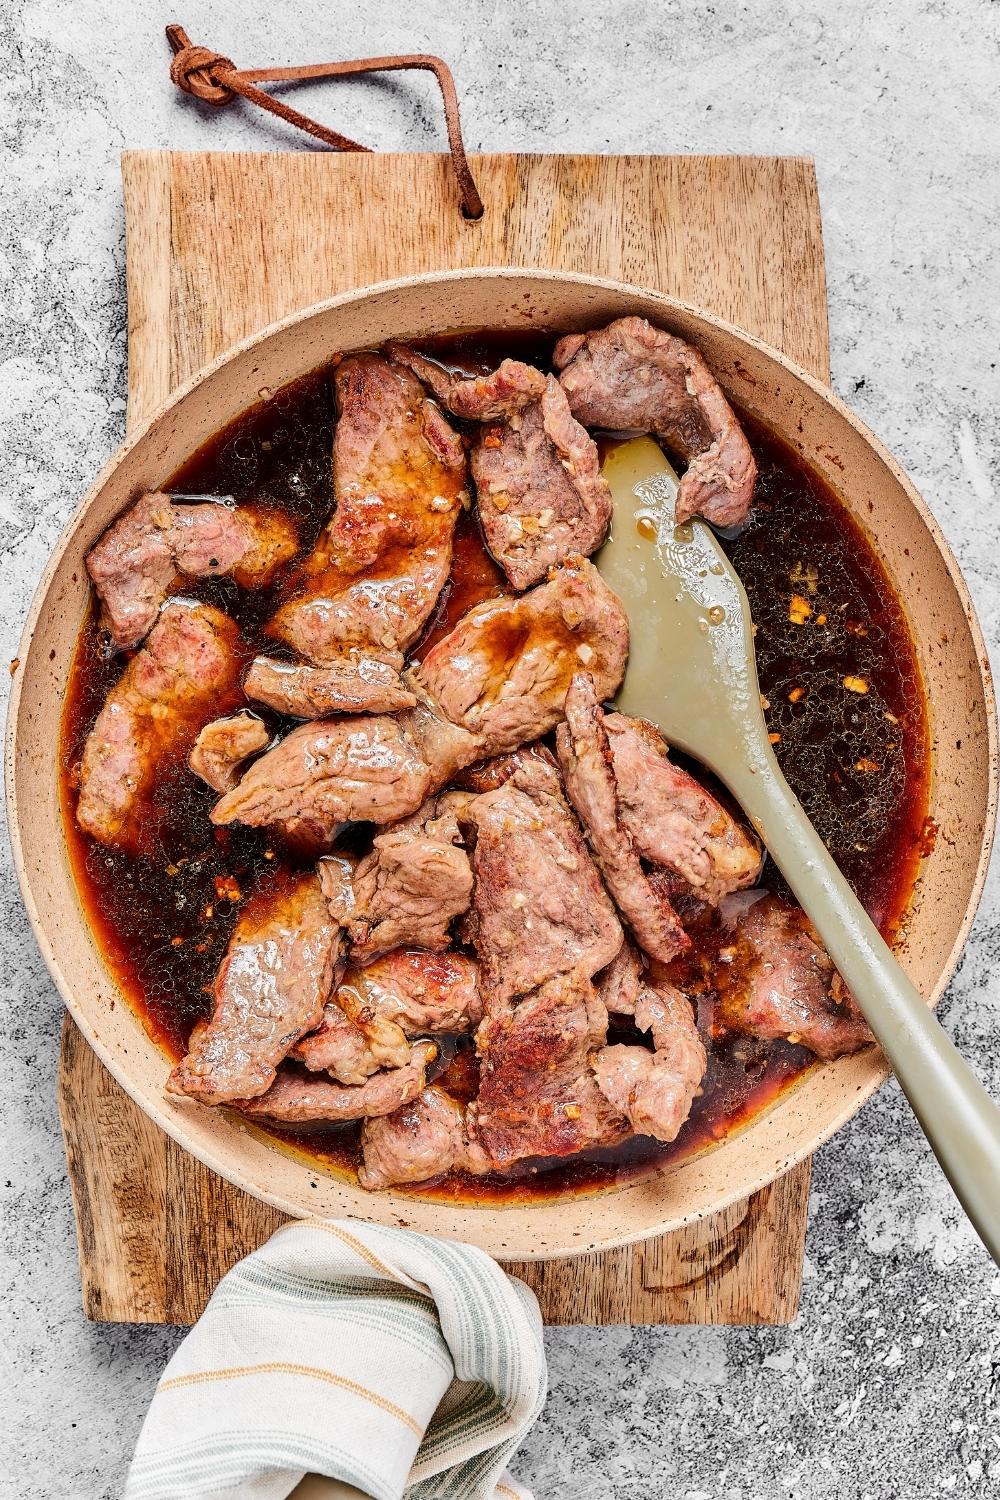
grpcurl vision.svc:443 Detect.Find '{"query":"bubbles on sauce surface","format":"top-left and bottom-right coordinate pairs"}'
top-left (59, 343), bottom-right (930, 1202)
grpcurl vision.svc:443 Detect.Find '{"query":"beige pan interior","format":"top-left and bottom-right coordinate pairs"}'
top-left (7, 270), bottom-right (997, 1260)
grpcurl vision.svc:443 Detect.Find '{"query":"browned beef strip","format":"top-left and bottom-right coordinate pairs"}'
top-left (386, 346), bottom-right (546, 420)
top-left (598, 938), bottom-right (644, 1016)
top-left (268, 354), bottom-right (467, 663)
top-left (294, 950), bottom-right (481, 1083)
top-left (210, 713), bottom-right (435, 844)
top-left (556, 674), bottom-right (690, 963)
top-left (77, 600), bottom-right (243, 851)
top-left (244, 653), bottom-right (416, 718)
top-left (603, 712), bottom-right (762, 903)
top-left (553, 316), bottom-right (757, 528)
top-left (471, 969), bottom-right (628, 1168)
top-left (234, 1041), bottom-right (437, 1123)
top-left (414, 558), bottom-right (629, 757)
top-left (359, 1085), bottom-right (490, 1189)
top-left (593, 973), bottom-right (706, 1142)
top-left (347, 795), bottom-right (474, 962)
top-left (166, 871), bottom-right (343, 1104)
top-left (391, 347), bottom-right (611, 589)
top-left (715, 893), bottom-right (872, 1060)
top-left (189, 711), bottom-right (270, 793)
top-left (87, 492), bottom-right (298, 650)
top-left (212, 561), bottom-right (628, 841)
top-left (463, 750), bottom-right (623, 1008)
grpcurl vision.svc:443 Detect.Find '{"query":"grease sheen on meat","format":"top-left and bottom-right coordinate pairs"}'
top-left (166, 871), bottom-right (343, 1104)
top-left (268, 353), bottom-right (467, 662)
top-left (77, 600), bottom-right (243, 851)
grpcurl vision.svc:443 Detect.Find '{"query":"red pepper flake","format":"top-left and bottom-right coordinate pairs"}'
top-left (170, 935), bottom-right (185, 947)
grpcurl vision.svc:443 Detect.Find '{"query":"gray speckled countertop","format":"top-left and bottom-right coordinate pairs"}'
top-left (2, 3), bottom-right (999, 1496)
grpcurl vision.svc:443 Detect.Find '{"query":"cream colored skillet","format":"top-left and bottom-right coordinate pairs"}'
top-left (599, 436), bottom-right (1000, 1266)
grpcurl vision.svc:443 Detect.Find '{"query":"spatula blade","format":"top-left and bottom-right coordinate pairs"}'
top-left (596, 436), bottom-right (770, 775)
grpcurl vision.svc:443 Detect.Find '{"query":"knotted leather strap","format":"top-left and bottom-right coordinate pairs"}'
top-left (166, 24), bottom-right (484, 219)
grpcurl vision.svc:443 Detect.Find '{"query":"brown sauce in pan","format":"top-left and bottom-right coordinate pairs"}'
top-left (59, 333), bottom-right (931, 1201)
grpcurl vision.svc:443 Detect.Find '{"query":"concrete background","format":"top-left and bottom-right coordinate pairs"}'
top-left (2, 2), bottom-right (998, 1495)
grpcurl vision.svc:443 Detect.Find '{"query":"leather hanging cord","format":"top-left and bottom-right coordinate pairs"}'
top-left (165, 24), bottom-right (484, 219)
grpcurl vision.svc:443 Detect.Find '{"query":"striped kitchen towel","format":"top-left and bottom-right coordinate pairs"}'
top-left (124, 1218), bottom-right (546, 1500)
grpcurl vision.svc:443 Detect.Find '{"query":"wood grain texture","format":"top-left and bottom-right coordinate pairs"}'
top-left (59, 149), bottom-right (828, 1326)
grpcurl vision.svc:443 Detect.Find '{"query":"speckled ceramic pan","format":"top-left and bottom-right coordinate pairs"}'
top-left (7, 270), bottom-right (996, 1259)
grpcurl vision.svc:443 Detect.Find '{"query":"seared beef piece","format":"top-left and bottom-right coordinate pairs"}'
top-left (167, 872), bottom-right (342, 1104)
top-left (553, 316), bottom-right (757, 528)
top-left (87, 492), bottom-right (297, 650)
top-left (189, 711), bottom-right (270, 793)
top-left (472, 969), bottom-right (628, 1167)
top-left (391, 346), bottom-right (611, 590)
top-left (213, 561), bottom-right (627, 842)
top-left (603, 712), bottom-right (761, 903)
top-left (354, 948), bottom-right (481, 1032)
top-left (454, 745), bottom-right (556, 795)
top-left (597, 938), bottom-right (644, 1017)
top-left (414, 558), bottom-right (629, 757)
top-left (464, 750), bottom-right (623, 1007)
top-left (359, 1085), bottom-right (490, 1190)
top-left (77, 600), bottom-right (242, 851)
top-left (244, 653), bottom-right (416, 718)
top-left (593, 974), bottom-right (706, 1142)
top-left (714, 893), bottom-right (872, 1060)
top-left (386, 346), bottom-right (546, 420)
top-left (268, 354), bottom-right (466, 663)
top-left (347, 796), bottom-right (473, 961)
top-left (211, 713), bottom-right (435, 844)
top-left (234, 1041), bottom-right (437, 1124)
top-left (556, 674), bottom-right (690, 963)
top-left (294, 950), bottom-right (481, 1083)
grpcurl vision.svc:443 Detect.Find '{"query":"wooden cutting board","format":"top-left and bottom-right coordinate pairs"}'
top-left (58, 149), bottom-right (828, 1326)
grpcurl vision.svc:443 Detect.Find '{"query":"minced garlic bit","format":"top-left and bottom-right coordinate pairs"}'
top-left (816, 612), bottom-right (828, 626)
top-left (511, 891), bottom-right (527, 909)
top-left (760, 694), bottom-right (771, 711)
top-left (429, 494), bottom-right (452, 512)
top-left (768, 732), bottom-right (782, 745)
top-left (788, 594), bottom-right (812, 625)
top-left (855, 757), bottom-right (881, 773)
top-left (576, 643), bottom-right (594, 664)
top-left (483, 431), bottom-right (503, 450)
top-left (843, 675), bottom-right (869, 694)
top-left (214, 874), bottom-right (242, 903)
top-left (788, 686), bottom-right (806, 703)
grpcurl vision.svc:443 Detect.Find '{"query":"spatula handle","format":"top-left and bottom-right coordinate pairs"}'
top-left (725, 745), bottom-right (1000, 1266)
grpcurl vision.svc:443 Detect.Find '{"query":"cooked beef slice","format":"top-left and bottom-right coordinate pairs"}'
top-left (268, 353), bottom-right (466, 663)
top-left (553, 316), bottom-right (757, 528)
top-left (87, 492), bottom-right (297, 650)
top-left (293, 950), bottom-right (480, 1084)
top-left (359, 1085), bottom-right (490, 1189)
top-left (557, 674), bottom-right (690, 963)
top-left (347, 796), bottom-right (474, 961)
top-left (597, 938), bottom-right (644, 1016)
top-left (244, 652), bottom-right (416, 718)
top-left (414, 558), bottom-right (629, 757)
top-left (603, 712), bottom-right (762, 903)
top-left (292, 1000), bottom-right (395, 1086)
top-left (77, 600), bottom-right (242, 851)
top-left (472, 969), bottom-right (628, 1167)
top-left (454, 745), bottom-right (556, 795)
top-left (714, 893), bottom-right (872, 1060)
top-left (593, 974), bottom-right (706, 1142)
top-left (464, 750), bottom-right (622, 1007)
top-left (189, 711), bottom-right (270, 793)
top-left (233, 1041), bottom-right (437, 1123)
top-left (386, 346), bottom-right (546, 421)
top-left (166, 871), bottom-right (342, 1104)
top-left (391, 347), bottom-right (611, 589)
top-left (210, 713), bottom-right (435, 844)
top-left (351, 949), bottom-right (482, 1032)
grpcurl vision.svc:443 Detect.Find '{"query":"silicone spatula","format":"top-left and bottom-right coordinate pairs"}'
top-left (597, 435), bottom-right (1000, 1265)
